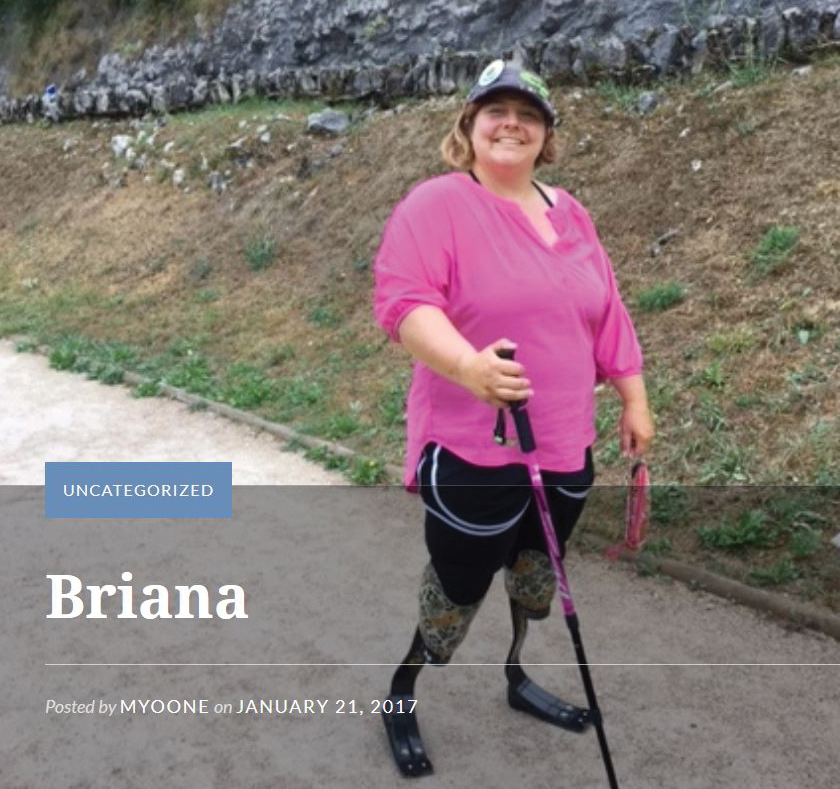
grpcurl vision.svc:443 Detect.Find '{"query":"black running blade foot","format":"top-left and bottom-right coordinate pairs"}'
top-left (508, 679), bottom-right (591, 732)
top-left (382, 696), bottom-right (433, 778)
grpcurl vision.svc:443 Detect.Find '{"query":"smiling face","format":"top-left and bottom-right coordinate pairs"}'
top-left (469, 91), bottom-right (549, 174)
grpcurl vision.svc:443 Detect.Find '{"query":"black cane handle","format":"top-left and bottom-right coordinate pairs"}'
top-left (494, 348), bottom-right (536, 453)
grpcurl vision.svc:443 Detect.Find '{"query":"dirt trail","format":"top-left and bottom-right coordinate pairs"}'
top-left (0, 340), bottom-right (838, 789)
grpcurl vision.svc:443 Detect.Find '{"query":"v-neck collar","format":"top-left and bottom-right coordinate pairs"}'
top-left (459, 171), bottom-right (563, 252)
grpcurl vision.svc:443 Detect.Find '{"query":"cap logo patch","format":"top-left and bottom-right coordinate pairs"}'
top-left (520, 70), bottom-right (549, 100)
top-left (478, 59), bottom-right (505, 86)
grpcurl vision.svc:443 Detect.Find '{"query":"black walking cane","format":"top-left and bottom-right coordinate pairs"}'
top-left (498, 349), bottom-right (620, 789)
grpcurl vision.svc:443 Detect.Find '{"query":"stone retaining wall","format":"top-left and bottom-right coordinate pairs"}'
top-left (1, 1), bottom-right (838, 122)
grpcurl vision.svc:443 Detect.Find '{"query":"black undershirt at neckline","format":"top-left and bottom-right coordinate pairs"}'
top-left (467, 169), bottom-right (554, 208)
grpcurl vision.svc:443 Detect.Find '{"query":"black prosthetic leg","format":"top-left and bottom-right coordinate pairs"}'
top-left (505, 599), bottom-right (591, 732)
top-left (383, 628), bottom-right (434, 778)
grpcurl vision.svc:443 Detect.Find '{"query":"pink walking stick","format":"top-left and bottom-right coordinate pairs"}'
top-left (500, 350), bottom-right (620, 789)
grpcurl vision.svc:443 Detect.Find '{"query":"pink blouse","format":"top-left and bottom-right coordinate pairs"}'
top-left (374, 172), bottom-right (643, 489)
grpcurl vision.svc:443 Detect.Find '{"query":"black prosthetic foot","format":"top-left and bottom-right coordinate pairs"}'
top-left (384, 628), bottom-right (434, 778)
top-left (505, 599), bottom-right (591, 733)
top-left (382, 694), bottom-right (433, 778)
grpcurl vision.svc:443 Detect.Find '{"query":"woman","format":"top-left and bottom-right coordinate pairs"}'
top-left (373, 59), bottom-right (654, 777)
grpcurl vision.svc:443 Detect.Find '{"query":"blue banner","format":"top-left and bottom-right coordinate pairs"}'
top-left (44, 462), bottom-right (232, 519)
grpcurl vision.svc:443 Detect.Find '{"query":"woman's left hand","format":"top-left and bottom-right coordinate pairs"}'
top-left (619, 401), bottom-right (654, 458)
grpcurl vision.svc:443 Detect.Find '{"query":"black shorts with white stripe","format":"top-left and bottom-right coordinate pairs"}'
top-left (416, 442), bottom-right (594, 606)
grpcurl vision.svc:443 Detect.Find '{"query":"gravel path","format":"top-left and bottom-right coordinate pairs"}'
top-left (0, 341), bottom-right (344, 485)
top-left (1, 340), bottom-right (838, 789)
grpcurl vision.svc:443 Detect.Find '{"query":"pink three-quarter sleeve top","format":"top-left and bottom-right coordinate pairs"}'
top-left (374, 172), bottom-right (643, 489)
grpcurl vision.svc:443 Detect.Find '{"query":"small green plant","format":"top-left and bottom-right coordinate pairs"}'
top-left (349, 457), bottom-right (386, 485)
top-left (727, 59), bottom-right (771, 90)
top-left (651, 485), bottom-right (689, 528)
top-left (789, 528), bottom-right (820, 559)
top-left (750, 226), bottom-right (799, 278)
top-left (319, 413), bottom-right (363, 440)
top-left (244, 236), bottom-right (278, 271)
top-left (164, 354), bottom-right (218, 398)
top-left (596, 81), bottom-right (649, 113)
top-left (595, 396), bottom-right (621, 437)
top-left (133, 379), bottom-right (161, 398)
top-left (304, 446), bottom-right (350, 472)
top-left (637, 283), bottom-right (686, 312)
top-left (265, 344), bottom-right (296, 366)
top-left (733, 393), bottom-right (763, 409)
top-left (194, 288), bottom-right (220, 303)
top-left (14, 338), bottom-right (38, 352)
top-left (705, 328), bottom-right (753, 356)
top-left (280, 376), bottom-right (323, 407)
top-left (308, 306), bottom-right (341, 328)
top-left (380, 374), bottom-right (409, 427)
top-left (189, 258), bottom-right (211, 280)
top-left (49, 337), bottom-right (89, 371)
top-left (733, 118), bottom-right (757, 136)
top-left (787, 364), bottom-right (828, 387)
top-left (643, 536), bottom-right (673, 556)
top-left (698, 440), bottom-right (751, 483)
top-left (597, 438), bottom-right (621, 466)
top-left (696, 392), bottom-right (726, 432)
top-left (699, 362), bottom-right (726, 389)
top-left (747, 558), bottom-right (802, 587)
top-left (220, 364), bottom-right (278, 409)
top-left (699, 509), bottom-right (772, 551)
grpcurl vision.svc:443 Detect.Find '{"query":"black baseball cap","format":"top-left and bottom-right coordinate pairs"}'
top-left (466, 60), bottom-right (557, 125)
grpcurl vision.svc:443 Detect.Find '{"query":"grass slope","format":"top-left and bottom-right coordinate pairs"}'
top-left (1, 59), bottom-right (838, 611)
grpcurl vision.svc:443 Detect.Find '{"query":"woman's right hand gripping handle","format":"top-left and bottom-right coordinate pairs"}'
top-left (398, 305), bottom-right (532, 409)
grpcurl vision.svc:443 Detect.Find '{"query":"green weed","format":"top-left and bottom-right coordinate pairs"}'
top-left (706, 328), bottom-right (754, 356)
top-left (308, 305), bottom-right (341, 328)
top-left (189, 258), bottom-right (211, 280)
top-left (596, 81), bottom-right (650, 113)
top-left (637, 283), bottom-right (686, 312)
top-left (699, 509), bottom-right (773, 551)
top-left (219, 363), bottom-right (278, 409)
top-left (733, 393), bottom-right (763, 409)
top-left (595, 396), bottom-right (621, 437)
top-left (790, 528), bottom-right (820, 559)
top-left (380, 374), bottom-right (409, 427)
top-left (699, 362), bottom-right (726, 389)
top-left (643, 536), bottom-right (673, 556)
top-left (349, 457), bottom-right (386, 485)
top-left (164, 354), bottom-right (218, 397)
top-left (280, 376), bottom-right (323, 407)
top-left (750, 226), bottom-right (799, 278)
top-left (264, 344), bottom-right (296, 366)
top-left (304, 445), bottom-right (350, 471)
top-left (733, 119), bottom-right (757, 136)
top-left (651, 485), bottom-right (689, 528)
top-left (698, 440), bottom-right (752, 483)
top-left (787, 364), bottom-right (828, 387)
top-left (318, 413), bottom-right (363, 440)
top-left (244, 236), bottom-right (278, 271)
top-left (727, 61), bottom-right (771, 89)
top-left (747, 558), bottom-right (802, 587)
top-left (696, 393), bottom-right (726, 432)
top-left (194, 288), bottom-right (220, 303)
top-left (133, 379), bottom-right (161, 398)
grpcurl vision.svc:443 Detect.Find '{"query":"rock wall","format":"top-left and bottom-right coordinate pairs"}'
top-left (2, 0), bottom-right (839, 122)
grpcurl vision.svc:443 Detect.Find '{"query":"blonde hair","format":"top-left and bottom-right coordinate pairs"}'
top-left (440, 97), bottom-right (557, 170)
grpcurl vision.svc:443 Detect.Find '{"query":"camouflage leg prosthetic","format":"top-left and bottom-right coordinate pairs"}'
top-left (504, 549), bottom-right (591, 732)
top-left (384, 564), bottom-right (483, 778)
